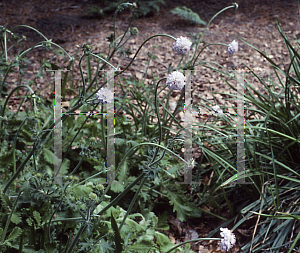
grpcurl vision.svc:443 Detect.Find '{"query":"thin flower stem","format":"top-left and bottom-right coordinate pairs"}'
top-left (190, 3), bottom-right (238, 63)
top-left (1, 191), bottom-right (22, 244)
top-left (118, 176), bottom-right (147, 231)
top-left (152, 78), bottom-right (168, 162)
top-left (115, 34), bottom-right (176, 77)
top-left (101, 104), bottom-right (106, 150)
top-left (4, 29), bottom-right (7, 61)
top-left (165, 238), bottom-right (220, 253)
top-left (90, 53), bottom-right (117, 70)
top-left (0, 85), bottom-right (35, 130)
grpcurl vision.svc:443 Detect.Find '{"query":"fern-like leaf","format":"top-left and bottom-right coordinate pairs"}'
top-left (26, 217), bottom-right (33, 226)
top-left (0, 193), bottom-right (12, 210)
top-left (11, 213), bottom-right (21, 225)
top-left (170, 6), bottom-right (206, 25)
top-left (33, 210), bottom-right (41, 226)
top-left (5, 227), bottom-right (22, 242)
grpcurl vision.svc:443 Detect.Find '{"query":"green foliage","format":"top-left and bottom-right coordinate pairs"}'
top-left (4, 1), bottom-right (300, 252)
top-left (6, 227), bottom-right (22, 242)
top-left (170, 6), bottom-right (206, 25)
top-left (102, 0), bottom-right (165, 18)
top-left (85, 6), bottom-right (104, 18)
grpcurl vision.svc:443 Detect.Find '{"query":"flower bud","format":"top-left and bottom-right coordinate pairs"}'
top-left (130, 27), bottom-right (139, 36)
top-left (89, 192), bottom-right (97, 200)
top-left (96, 184), bottom-right (104, 190)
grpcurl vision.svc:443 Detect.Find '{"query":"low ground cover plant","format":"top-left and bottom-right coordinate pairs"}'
top-left (0, 1), bottom-right (300, 252)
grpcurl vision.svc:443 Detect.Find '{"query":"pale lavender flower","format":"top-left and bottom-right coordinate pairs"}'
top-left (173, 36), bottom-right (192, 55)
top-left (96, 87), bottom-right (113, 104)
top-left (166, 71), bottom-right (186, 91)
top-left (228, 40), bottom-right (238, 55)
top-left (220, 228), bottom-right (236, 251)
top-left (208, 105), bottom-right (224, 116)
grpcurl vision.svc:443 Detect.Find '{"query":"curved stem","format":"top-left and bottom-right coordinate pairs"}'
top-left (165, 238), bottom-right (220, 253)
top-left (115, 34), bottom-right (176, 78)
top-left (90, 53), bottom-right (117, 70)
top-left (12, 25), bottom-right (49, 41)
top-left (0, 85), bottom-right (35, 129)
top-left (192, 42), bottom-right (229, 67)
top-left (78, 54), bottom-right (86, 97)
top-left (190, 3), bottom-right (238, 64)
top-left (1, 191), bottom-right (22, 244)
top-left (118, 176), bottom-right (147, 231)
top-left (152, 77), bottom-right (167, 162)
top-left (4, 29), bottom-right (7, 61)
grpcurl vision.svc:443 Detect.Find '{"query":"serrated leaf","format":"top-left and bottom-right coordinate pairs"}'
top-left (6, 227), bottom-right (22, 242)
top-left (156, 211), bottom-right (169, 230)
top-left (110, 181), bottom-right (124, 193)
top-left (11, 213), bottom-right (21, 224)
top-left (155, 231), bottom-right (178, 252)
top-left (22, 246), bottom-right (37, 253)
top-left (98, 239), bottom-right (114, 251)
top-left (43, 148), bottom-right (58, 165)
top-left (26, 218), bottom-right (33, 226)
top-left (170, 6), bottom-right (206, 25)
top-left (33, 210), bottom-right (41, 226)
top-left (0, 193), bottom-right (12, 208)
top-left (60, 158), bottom-right (70, 175)
top-left (168, 191), bottom-right (192, 222)
top-left (21, 181), bottom-right (31, 201)
top-left (124, 219), bottom-right (145, 233)
top-left (117, 158), bottom-right (129, 184)
top-left (71, 185), bottom-right (92, 198)
top-left (44, 242), bottom-right (57, 252)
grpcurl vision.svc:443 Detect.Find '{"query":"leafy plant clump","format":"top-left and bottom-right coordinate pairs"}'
top-left (4, 1), bottom-right (300, 252)
top-left (87, 0), bottom-right (165, 18)
top-left (170, 6), bottom-right (206, 25)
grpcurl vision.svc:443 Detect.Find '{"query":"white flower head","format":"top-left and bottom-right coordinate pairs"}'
top-left (173, 36), bottom-right (192, 55)
top-left (220, 228), bottom-right (236, 251)
top-left (228, 40), bottom-right (238, 55)
top-left (208, 105), bottom-right (224, 116)
top-left (166, 71), bottom-right (186, 91)
top-left (96, 87), bottom-right (113, 104)
top-left (170, 102), bottom-right (177, 111)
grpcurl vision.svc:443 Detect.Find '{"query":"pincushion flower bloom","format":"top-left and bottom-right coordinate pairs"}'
top-left (208, 105), bottom-right (224, 116)
top-left (228, 40), bottom-right (238, 55)
top-left (220, 227), bottom-right (236, 251)
top-left (96, 87), bottom-right (113, 104)
top-left (166, 71), bottom-right (186, 91)
top-left (173, 36), bottom-right (192, 55)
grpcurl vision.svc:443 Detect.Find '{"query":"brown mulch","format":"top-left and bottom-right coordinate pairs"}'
top-left (1, 0), bottom-right (300, 252)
